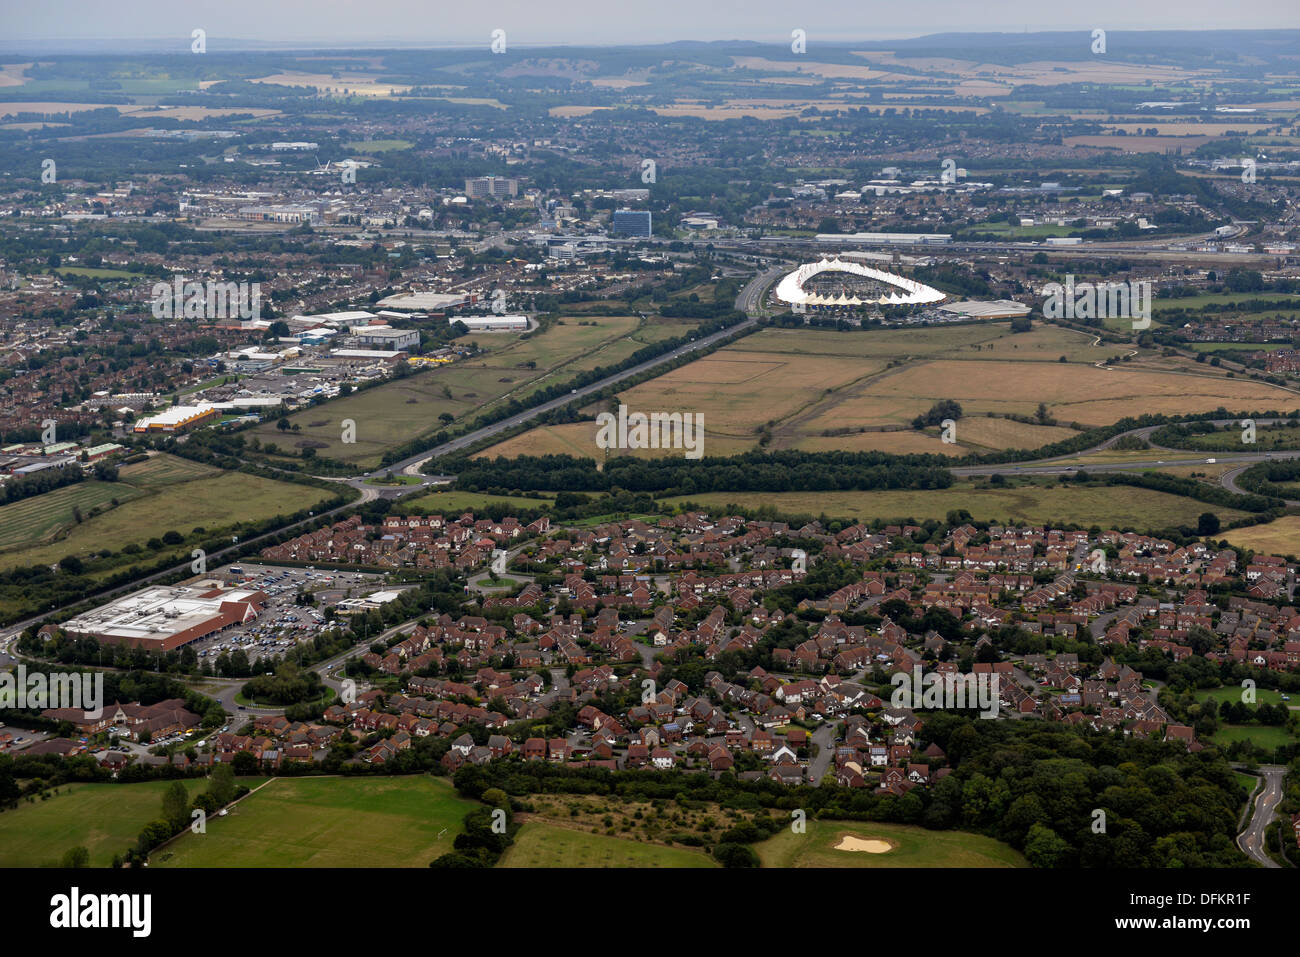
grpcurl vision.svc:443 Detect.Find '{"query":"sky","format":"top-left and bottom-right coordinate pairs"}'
top-left (1, 0), bottom-right (1297, 49)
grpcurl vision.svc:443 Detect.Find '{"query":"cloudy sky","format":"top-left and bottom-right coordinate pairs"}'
top-left (1, 0), bottom-right (1296, 48)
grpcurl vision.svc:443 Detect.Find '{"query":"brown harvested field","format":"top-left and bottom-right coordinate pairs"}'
top-left (1223, 517), bottom-right (1300, 557)
top-left (613, 349), bottom-right (882, 441)
top-left (481, 322), bottom-right (1296, 462)
top-left (1102, 122), bottom-right (1277, 136)
top-left (814, 360), bottom-right (1297, 431)
top-left (796, 429), bottom-right (964, 456)
top-left (478, 420), bottom-right (754, 460)
top-left (790, 421), bottom-right (1076, 457)
top-left (0, 63), bottom-right (31, 86)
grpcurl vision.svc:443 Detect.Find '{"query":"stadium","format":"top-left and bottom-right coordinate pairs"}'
top-left (773, 257), bottom-right (947, 310)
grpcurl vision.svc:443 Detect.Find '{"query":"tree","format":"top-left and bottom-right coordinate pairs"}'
top-left (1024, 823), bottom-right (1073, 867)
top-left (1197, 512), bottom-right (1221, 536)
top-left (208, 763), bottom-right (236, 806)
top-left (60, 846), bottom-right (90, 869)
top-left (161, 780), bottom-right (189, 832)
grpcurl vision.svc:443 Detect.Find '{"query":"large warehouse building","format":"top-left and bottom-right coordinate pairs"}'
top-left (132, 404), bottom-right (221, 434)
top-left (61, 584), bottom-right (266, 652)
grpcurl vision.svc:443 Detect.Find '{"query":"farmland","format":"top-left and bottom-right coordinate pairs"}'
top-left (155, 776), bottom-right (476, 868)
top-left (0, 454), bottom-right (337, 576)
top-left (478, 321), bottom-right (1297, 461)
top-left (754, 819), bottom-right (1028, 868)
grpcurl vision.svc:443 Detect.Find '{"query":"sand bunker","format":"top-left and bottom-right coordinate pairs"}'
top-left (834, 835), bottom-right (894, 853)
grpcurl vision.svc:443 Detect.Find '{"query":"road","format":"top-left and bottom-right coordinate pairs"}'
top-left (1236, 764), bottom-right (1287, 868)
top-left (0, 482), bottom-right (380, 646)
top-left (369, 264), bottom-right (787, 479)
top-left (949, 417), bottom-right (1300, 504)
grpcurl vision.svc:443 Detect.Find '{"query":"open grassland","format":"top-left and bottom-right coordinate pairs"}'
top-left (754, 819), bottom-right (1027, 868)
top-left (402, 488), bottom-right (554, 514)
top-left (155, 776), bottom-right (475, 868)
top-left (0, 459), bottom-right (335, 574)
top-left (500, 821), bottom-right (718, 868)
top-left (1223, 517), bottom-right (1300, 557)
top-left (0, 778), bottom-right (235, 868)
top-left (0, 481), bottom-right (144, 550)
top-left (1211, 725), bottom-right (1297, 751)
top-left (1157, 425), bottom-right (1300, 452)
top-left (250, 314), bottom-right (665, 468)
top-left (117, 454), bottom-right (222, 486)
top-left (665, 481), bottom-right (1248, 528)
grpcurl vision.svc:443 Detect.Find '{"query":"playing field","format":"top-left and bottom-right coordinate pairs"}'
top-left (1211, 725), bottom-right (1297, 751)
top-left (499, 821), bottom-right (718, 868)
top-left (664, 481), bottom-right (1247, 529)
top-left (0, 456), bottom-right (336, 575)
top-left (1193, 686), bottom-right (1289, 708)
top-left (0, 778), bottom-right (244, 868)
top-left (754, 819), bottom-right (1027, 868)
top-left (155, 776), bottom-right (477, 868)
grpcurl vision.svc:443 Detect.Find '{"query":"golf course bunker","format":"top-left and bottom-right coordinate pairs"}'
top-left (834, 834), bottom-right (895, 854)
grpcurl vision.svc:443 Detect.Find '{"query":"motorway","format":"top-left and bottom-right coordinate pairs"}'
top-left (357, 263), bottom-right (788, 483)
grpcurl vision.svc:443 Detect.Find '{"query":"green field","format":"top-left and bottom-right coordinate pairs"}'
top-left (1193, 686), bottom-right (1289, 708)
top-left (0, 454), bottom-right (338, 576)
top-left (499, 821), bottom-right (718, 867)
top-left (664, 480), bottom-right (1247, 529)
top-left (342, 138), bottom-right (413, 151)
top-left (403, 488), bottom-right (553, 514)
top-left (0, 480), bottom-right (144, 550)
top-left (0, 778), bottom-right (255, 868)
top-left (247, 314), bottom-right (689, 468)
top-left (1211, 725), bottom-right (1297, 751)
top-left (754, 819), bottom-right (1028, 868)
top-left (155, 775), bottom-right (476, 867)
top-left (1155, 425), bottom-right (1300, 452)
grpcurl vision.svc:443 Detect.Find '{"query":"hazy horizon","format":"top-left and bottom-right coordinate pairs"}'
top-left (2, 0), bottom-right (1297, 51)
